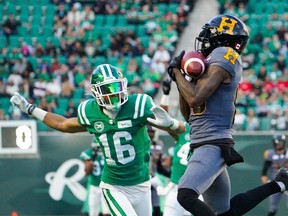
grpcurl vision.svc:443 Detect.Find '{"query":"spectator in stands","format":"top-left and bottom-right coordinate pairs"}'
top-left (33, 77), bottom-right (47, 99)
top-left (79, 73), bottom-right (90, 96)
top-left (45, 41), bottom-right (57, 58)
top-left (71, 41), bottom-right (85, 57)
top-left (20, 41), bottom-right (34, 57)
top-left (105, 1), bottom-right (119, 14)
top-left (2, 14), bottom-right (20, 38)
top-left (271, 109), bottom-right (286, 131)
top-left (93, 38), bottom-right (105, 56)
top-left (46, 77), bottom-right (61, 96)
top-left (64, 99), bottom-right (77, 118)
top-left (151, 43), bottom-right (171, 74)
top-left (108, 36), bottom-right (121, 57)
top-left (7, 70), bottom-right (23, 89)
top-left (33, 43), bottom-right (45, 58)
top-left (80, 5), bottom-right (95, 22)
top-left (60, 76), bottom-right (75, 98)
top-left (58, 38), bottom-right (70, 56)
top-left (55, 3), bottom-right (67, 23)
top-left (93, 0), bottom-right (107, 15)
top-left (246, 109), bottom-right (260, 131)
top-left (53, 18), bottom-right (67, 38)
top-left (12, 59), bottom-right (27, 75)
top-left (0, 79), bottom-right (7, 97)
top-left (233, 108), bottom-right (246, 131)
top-left (124, 58), bottom-right (141, 87)
top-left (145, 16), bottom-right (159, 36)
top-left (50, 58), bottom-right (62, 74)
top-left (67, 2), bottom-right (82, 27)
top-left (0, 109), bottom-right (8, 120)
top-left (38, 95), bottom-right (56, 113)
top-left (7, 47), bottom-right (21, 71)
top-left (256, 97), bottom-right (271, 118)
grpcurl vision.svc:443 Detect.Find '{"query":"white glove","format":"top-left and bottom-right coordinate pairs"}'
top-left (10, 92), bottom-right (34, 115)
top-left (156, 182), bottom-right (176, 196)
top-left (147, 105), bottom-right (179, 130)
top-left (150, 176), bottom-right (162, 188)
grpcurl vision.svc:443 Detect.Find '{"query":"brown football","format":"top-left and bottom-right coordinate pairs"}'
top-left (180, 50), bottom-right (206, 78)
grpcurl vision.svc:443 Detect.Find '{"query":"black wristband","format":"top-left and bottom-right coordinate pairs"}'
top-left (28, 104), bottom-right (36, 115)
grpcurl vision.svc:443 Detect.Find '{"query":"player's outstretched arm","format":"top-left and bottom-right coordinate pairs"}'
top-left (10, 92), bottom-right (86, 133)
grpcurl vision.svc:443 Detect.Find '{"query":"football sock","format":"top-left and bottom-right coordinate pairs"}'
top-left (219, 181), bottom-right (281, 216)
top-left (177, 188), bottom-right (216, 216)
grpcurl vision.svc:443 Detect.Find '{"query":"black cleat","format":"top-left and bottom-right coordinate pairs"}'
top-left (274, 167), bottom-right (288, 191)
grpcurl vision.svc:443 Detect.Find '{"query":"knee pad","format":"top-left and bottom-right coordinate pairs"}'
top-left (177, 188), bottom-right (199, 209)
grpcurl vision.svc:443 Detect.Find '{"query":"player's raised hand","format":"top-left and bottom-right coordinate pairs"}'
top-left (147, 105), bottom-right (179, 130)
top-left (10, 92), bottom-right (33, 115)
top-left (167, 50), bottom-right (185, 81)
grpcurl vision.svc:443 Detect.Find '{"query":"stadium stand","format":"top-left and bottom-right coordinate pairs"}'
top-left (0, 0), bottom-right (287, 132)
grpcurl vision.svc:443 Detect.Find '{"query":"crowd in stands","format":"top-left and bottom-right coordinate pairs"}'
top-left (219, 0), bottom-right (288, 131)
top-left (0, 0), bottom-right (194, 126)
top-left (0, 0), bottom-right (287, 132)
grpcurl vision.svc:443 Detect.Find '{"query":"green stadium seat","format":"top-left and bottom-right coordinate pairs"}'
top-left (259, 117), bottom-right (272, 131)
top-left (156, 3), bottom-right (168, 14)
top-left (57, 98), bottom-right (69, 110)
top-left (73, 87), bottom-right (84, 100)
top-left (116, 14), bottom-right (127, 27)
top-left (94, 56), bottom-right (106, 66)
top-left (94, 14), bottom-right (104, 25)
top-left (107, 56), bottom-right (118, 65)
top-left (0, 97), bottom-right (10, 108)
top-left (9, 36), bottom-right (20, 47)
top-left (168, 3), bottom-right (179, 13)
top-left (18, 26), bottom-right (28, 36)
top-left (27, 56), bottom-right (39, 70)
top-left (58, 55), bottom-right (67, 64)
top-left (104, 15), bottom-right (116, 26)
top-left (139, 36), bottom-right (150, 47)
top-left (136, 25), bottom-right (146, 36)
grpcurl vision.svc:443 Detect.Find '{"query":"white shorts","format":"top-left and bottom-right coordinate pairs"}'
top-left (100, 181), bottom-right (152, 216)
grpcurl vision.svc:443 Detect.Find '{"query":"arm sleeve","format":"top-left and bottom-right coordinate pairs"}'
top-left (261, 161), bottom-right (272, 176)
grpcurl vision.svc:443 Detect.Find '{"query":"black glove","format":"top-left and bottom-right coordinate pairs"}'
top-left (167, 50), bottom-right (185, 81)
top-left (162, 77), bottom-right (172, 95)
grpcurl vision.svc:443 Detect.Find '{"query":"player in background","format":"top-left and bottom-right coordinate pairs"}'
top-left (80, 138), bottom-right (111, 216)
top-left (148, 125), bottom-right (164, 216)
top-left (168, 14), bottom-right (288, 216)
top-left (10, 64), bottom-right (185, 216)
top-left (261, 134), bottom-right (288, 216)
top-left (156, 78), bottom-right (203, 216)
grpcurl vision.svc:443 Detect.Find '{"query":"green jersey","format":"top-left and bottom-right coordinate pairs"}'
top-left (170, 123), bottom-right (191, 184)
top-left (80, 148), bottom-right (104, 186)
top-left (77, 93), bottom-right (154, 186)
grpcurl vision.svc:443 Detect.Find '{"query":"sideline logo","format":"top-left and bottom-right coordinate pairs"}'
top-left (45, 159), bottom-right (86, 201)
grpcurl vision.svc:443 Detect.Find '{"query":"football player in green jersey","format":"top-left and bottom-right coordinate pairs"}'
top-left (80, 139), bottom-right (110, 216)
top-left (10, 64), bottom-right (185, 216)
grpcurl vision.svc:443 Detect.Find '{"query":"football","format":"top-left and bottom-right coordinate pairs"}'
top-left (180, 50), bottom-right (206, 78)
